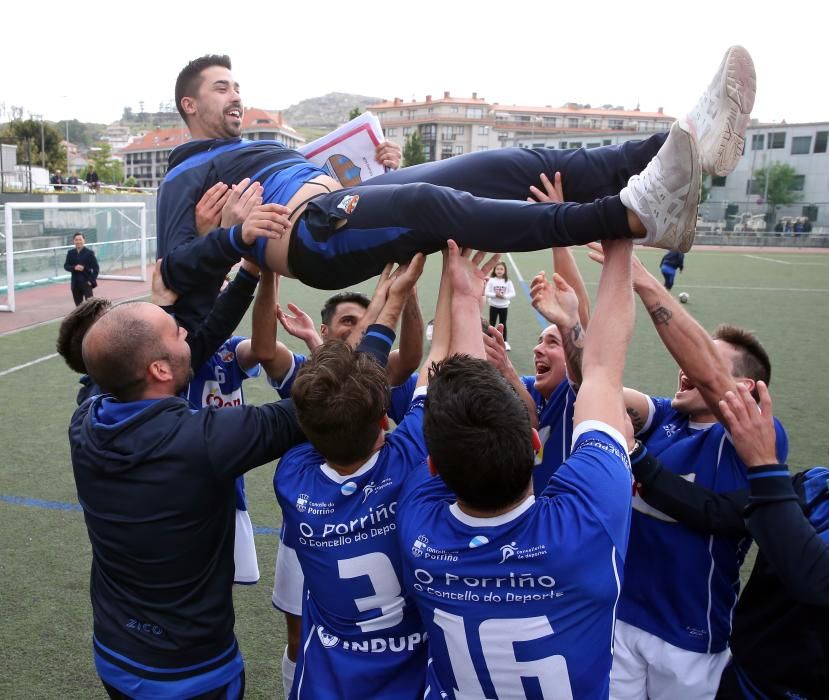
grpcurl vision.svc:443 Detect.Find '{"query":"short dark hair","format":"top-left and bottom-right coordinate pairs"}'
top-left (56, 298), bottom-right (112, 373)
top-left (175, 54), bottom-right (232, 122)
top-left (320, 292), bottom-right (370, 326)
top-left (424, 355), bottom-right (534, 511)
top-left (82, 302), bottom-right (168, 402)
top-left (73, 232), bottom-right (84, 240)
top-left (712, 323), bottom-right (771, 395)
top-left (292, 340), bottom-right (390, 465)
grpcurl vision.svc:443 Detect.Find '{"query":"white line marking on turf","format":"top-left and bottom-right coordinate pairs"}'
top-left (0, 353), bottom-right (59, 377)
top-left (506, 253), bottom-right (525, 282)
top-left (584, 281), bottom-right (829, 293)
top-left (744, 254), bottom-right (791, 265)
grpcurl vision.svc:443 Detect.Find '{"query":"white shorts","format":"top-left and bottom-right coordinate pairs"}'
top-left (610, 620), bottom-right (730, 700)
top-left (233, 509), bottom-right (260, 585)
top-left (272, 541), bottom-right (304, 616)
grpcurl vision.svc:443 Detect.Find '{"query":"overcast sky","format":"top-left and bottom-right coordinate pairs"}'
top-left (4, 0), bottom-right (824, 127)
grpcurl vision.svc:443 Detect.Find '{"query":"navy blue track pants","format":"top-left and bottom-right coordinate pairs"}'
top-left (287, 133), bottom-right (667, 289)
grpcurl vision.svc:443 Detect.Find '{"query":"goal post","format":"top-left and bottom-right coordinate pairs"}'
top-left (1, 201), bottom-right (149, 312)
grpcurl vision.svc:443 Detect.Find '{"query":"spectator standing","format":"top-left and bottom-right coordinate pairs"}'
top-left (63, 232), bottom-right (99, 306)
top-left (485, 261), bottom-right (516, 349)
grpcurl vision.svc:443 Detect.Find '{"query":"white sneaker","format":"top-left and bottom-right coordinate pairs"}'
top-left (686, 45), bottom-right (756, 177)
top-left (620, 121), bottom-right (700, 253)
top-left (504, 341), bottom-right (511, 351)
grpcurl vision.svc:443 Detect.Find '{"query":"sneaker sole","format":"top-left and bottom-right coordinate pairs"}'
top-left (699, 46), bottom-right (757, 177)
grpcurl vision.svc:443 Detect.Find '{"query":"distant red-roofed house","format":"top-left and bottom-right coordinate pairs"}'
top-left (120, 109), bottom-right (304, 188)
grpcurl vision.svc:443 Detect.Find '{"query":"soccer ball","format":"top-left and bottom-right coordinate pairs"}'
top-left (678, 292), bottom-right (689, 304)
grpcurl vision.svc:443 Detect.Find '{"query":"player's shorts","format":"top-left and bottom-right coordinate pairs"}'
top-left (610, 620), bottom-right (730, 700)
top-left (233, 509), bottom-right (259, 585)
top-left (272, 541), bottom-right (304, 616)
top-left (291, 618), bottom-right (427, 700)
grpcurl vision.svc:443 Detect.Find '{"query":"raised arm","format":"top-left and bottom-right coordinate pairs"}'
top-left (447, 245), bottom-right (500, 359)
top-left (588, 243), bottom-right (734, 422)
top-left (529, 271), bottom-right (585, 387)
top-left (387, 287), bottom-right (425, 386)
top-left (573, 238), bottom-right (634, 437)
top-left (235, 268), bottom-right (277, 372)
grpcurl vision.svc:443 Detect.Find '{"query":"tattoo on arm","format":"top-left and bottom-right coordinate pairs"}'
top-left (564, 322), bottom-right (585, 387)
top-left (626, 405), bottom-right (646, 433)
top-left (650, 305), bottom-right (673, 326)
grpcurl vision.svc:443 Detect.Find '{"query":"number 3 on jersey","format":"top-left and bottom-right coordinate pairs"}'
top-left (338, 552), bottom-right (406, 633)
top-left (433, 608), bottom-right (574, 699)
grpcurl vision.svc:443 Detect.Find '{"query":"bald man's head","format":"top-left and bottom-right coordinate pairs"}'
top-left (82, 302), bottom-right (191, 401)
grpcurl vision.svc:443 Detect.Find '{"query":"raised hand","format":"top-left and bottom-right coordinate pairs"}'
top-left (718, 382), bottom-right (778, 468)
top-left (241, 204), bottom-right (292, 245)
top-left (277, 302), bottom-right (322, 348)
top-left (222, 178), bottom-right (264, 229)
top-left (530, 271), bottom-right (579, 327)
top-left (528, 171), bottom-right (565, 204)
top-left (388, 254), bottom-right (426, 299)
top-left (375, 141), bottom-right (403, 170)
top-left (447, 241), bottom-right (501, 300)
top-left (195, 182), bottom-right (230, 234)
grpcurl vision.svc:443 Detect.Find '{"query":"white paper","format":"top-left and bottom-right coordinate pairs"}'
top-left (299, 112), bottom-right (386, 186)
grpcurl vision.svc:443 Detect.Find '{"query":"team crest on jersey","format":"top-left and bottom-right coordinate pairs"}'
top-left (468, 535), bottom-right (489, 548)
top-left (412, 535), bottom-right (459, 561)
top-left (336, 194), bottom-right (360, 215)
top-left (316, 626), bottom-right (340, 648)
top-left (663, 423), bottom-right (679, 438)
top-left (296, 493), bottom-right (309, 513)
top-left (341, 481), bottom-right (358, 496)
top-left (219, 349), bottom-right (235, 363)
top-left (412, 535), bottom-right (429, 557)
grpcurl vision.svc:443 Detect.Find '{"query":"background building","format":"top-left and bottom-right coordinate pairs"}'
top-left (121, 109), bottom-right (304, 188)
top-left (704, 121), bottom-right (829, 228)
top-left (370, 92), bottom-right (673, 161)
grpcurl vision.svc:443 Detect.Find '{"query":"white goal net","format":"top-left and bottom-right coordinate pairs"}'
top-left (1, 201), bottom-right (149, 312)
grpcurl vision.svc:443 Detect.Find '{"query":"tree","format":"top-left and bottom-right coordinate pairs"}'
top-left (752, 163), bottom-right (802, 220)
top-left (348, 106), bottom-right (362, 121)
top-left (0, 118), bottom-right (66, 171)
top-left (402, 131), bottom-right (426, 167)
top-left (84, 143), bottom-right (124, 185)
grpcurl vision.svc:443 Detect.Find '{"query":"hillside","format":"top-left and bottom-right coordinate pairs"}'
top-left (280, 92), bottom-right (384, 129)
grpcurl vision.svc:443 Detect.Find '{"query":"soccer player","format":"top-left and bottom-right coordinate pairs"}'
top-left (582, 246), bottom-right (788, 699)
top-left (264, 275), bottom-right (424, 696)
top-left (273, 246), bottom-right (499, 698)
top-left (158, 47), bottom-right (755, 329)
top-left (397, 236), bottom-right (636, 698)
top-left (69, 301), bottom-right (305, 699)
top-left (621, 382), bottom-right (829, 698)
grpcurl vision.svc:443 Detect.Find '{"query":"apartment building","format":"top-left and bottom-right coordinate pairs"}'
top-left (121, 108), bottom-right (305, 188)
top-left (369, 91), bottom-right (674, 161)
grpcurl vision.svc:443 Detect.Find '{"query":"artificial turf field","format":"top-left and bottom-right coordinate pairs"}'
top-left (2, 245), bottom-right (828, 699)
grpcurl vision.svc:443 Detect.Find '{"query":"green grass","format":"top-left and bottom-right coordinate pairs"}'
top-left (2, 246), bottom-right (828, 698)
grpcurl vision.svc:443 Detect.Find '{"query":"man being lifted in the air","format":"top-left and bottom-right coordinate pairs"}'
top-left (158, 47), bottom-right (755, 330)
